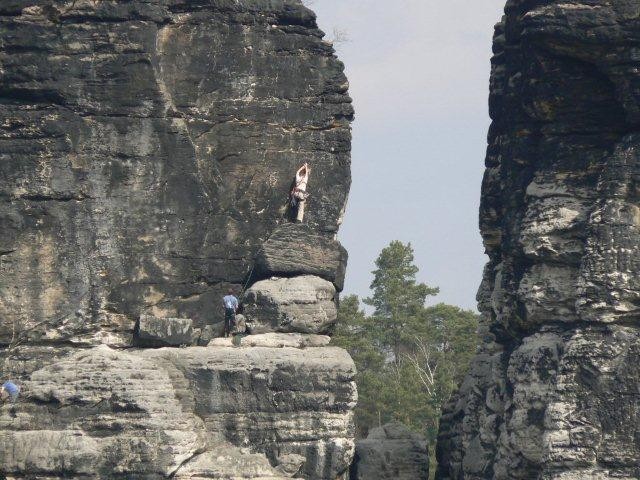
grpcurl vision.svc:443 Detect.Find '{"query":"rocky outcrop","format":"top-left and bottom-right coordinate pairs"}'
top-left (254, 223), bottom-right (348, 291)
top-left (436, 2), bottom-right (640, 479)
top-left (135, 315), bottom-right (194, 347)
top-left (351, 423), bottom-right (429, 480)
top-left (209, 332), bottom-right (331, 348)
top-left (0, 0), bottom-right (352, 343)
top-left (243, 275), bottom-right (338, 334)
top-left (1, 344), bottom-right (356, 479)
top-left (0, 1), bottom-right (355, 479)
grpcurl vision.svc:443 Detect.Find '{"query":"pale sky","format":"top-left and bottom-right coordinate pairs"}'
top-left (310, 1), bottom-right (507, 310)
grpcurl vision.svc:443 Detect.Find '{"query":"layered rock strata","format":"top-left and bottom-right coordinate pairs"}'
top-left (0, 1), bottom-right (355, 479)
top-left (243, 275), bottom-right (338, 334)
top-left (135, 315), bottom-right (195, 347)
top-left (1, 344), bottom-right (356, 479)
top-left (437, 2), bottom-right (640, 479)
top-left (254, 223), bottom-right (348, 291)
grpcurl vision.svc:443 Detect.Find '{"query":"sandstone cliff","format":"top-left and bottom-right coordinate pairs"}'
top-left (0, 0), bottom-right (352, 345)
top-left (437, 1), bottom-right (640, 479)
top-left (0, 1), bottom-right (355, 478)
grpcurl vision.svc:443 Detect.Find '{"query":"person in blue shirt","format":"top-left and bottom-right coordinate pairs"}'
top-left (1, 381), bottom-right (19, 402)
top-left (222, 289), bottom-right (239, 338)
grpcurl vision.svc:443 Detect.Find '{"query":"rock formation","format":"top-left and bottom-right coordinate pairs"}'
top-left (437, 1), bottom-right (640, 479)
top-left (243, 275), bottom-right (338, 334)
top-left (351, 423), bottom-right (430, 480)
top-left (0, 0), bottom-right (352, 345)
top-left (0, 1), bottom-right (355, 478)
top-left (1, 344), bottom-right (356, 479)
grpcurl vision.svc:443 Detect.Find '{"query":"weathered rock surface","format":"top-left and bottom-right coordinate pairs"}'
top-left (254, 223), bottom-right (348, 291)
top-left (436, 2), bottom-right (640, 479)
top-left (0, 1), bottom-right (355, 479)
top-left (1, 344), bottom-right (356, 479)
top-left (208, 332), bottom-right (330, 348)
top-left (351, 423), bottom-right (429, 480)
top-left (0, 0), bottom-right (352, 342)
top-left (173, 448), bottom-right (291, 480)
top-left (135, 315), bottom-right (194, 347)
top-left (243, 275), bottom-right (337, 334)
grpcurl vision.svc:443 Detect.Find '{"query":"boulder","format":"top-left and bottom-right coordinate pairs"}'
top-left (243, 276), bottom-right (337, 334)
top-left (198, 324), bottom-right (219, 346)
top-left (351, 423), bottom-right (429, 480)
top-left (135, 315), bottom-right (194, 347)
top-left (208, 337), bottom-right (234, 347)
top-left (235, 314), bottom-right (247, 334)
top-left (208, 333), bottom-right (331, 349)
top-left (255, 224), bottom-right (348, 291)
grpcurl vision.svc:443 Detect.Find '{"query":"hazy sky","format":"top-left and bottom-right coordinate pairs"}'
top-left (311, 0), bottom-right (507, 311)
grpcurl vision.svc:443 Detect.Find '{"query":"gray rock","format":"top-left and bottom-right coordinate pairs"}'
top-left (243, 276), bottom-right (337, 334)
top-left (208, 333), bottom-right (330, 349)
top-left (135, 315), bottom-right (194, 347)
top-left (351, 423), bottom-right (429, 480)
top-left (0, 344), bottom-right (356, 479)
top-left (255, 223), bottom-right (348, 291)
top-left (0, 0), bottom-right (352, 343)
top-left (208, 337), bottom-right (235, 348)
top-left (234, 314), bottom-right (247, 334)
top-left (0, 1), bottom-right (357, 478)
top-left (198, 325), bottom-right (218, 346)
top-left (173, 447), bottom-right (290, 479)
top-left (436, 2), bottom-right (640, 479)
top-left (241, 333), bottom-right (331, 348)
top-left (275, 453), bottom-right (307, 477)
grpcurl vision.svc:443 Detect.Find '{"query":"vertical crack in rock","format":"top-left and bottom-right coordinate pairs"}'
top-left (436, 2), bottom-right (640, 479)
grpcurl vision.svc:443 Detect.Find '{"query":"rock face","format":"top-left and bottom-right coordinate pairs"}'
top-left (0, 1), bottom-right (355, 479)
top-left (351, 423), bottom-right (429, 480)
top-left (135, 315), bottom-right (194, 347)
top-left (436, 2), bottom-right (640, 479)
top-left (0, 0), bottom-right (352, 343)
top-left (254, 223), bottom-right (348, 291)
top-left (1, 344), bottom-right (356, 479)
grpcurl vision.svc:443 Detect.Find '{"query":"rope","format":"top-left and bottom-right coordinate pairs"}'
top-left (240, 263), bottom-right (256, 295)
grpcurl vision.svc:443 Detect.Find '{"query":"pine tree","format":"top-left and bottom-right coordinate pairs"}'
top-left (334, 241), bottom-right (480, 448)
top-left (363, 241), bottom-right (439, 364)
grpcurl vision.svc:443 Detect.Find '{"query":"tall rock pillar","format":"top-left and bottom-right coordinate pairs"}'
top-left (437, 2), bottom-right (640, 479)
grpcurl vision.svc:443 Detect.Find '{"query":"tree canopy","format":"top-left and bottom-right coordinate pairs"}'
top-left (333, 241), bottom-right (479, 446)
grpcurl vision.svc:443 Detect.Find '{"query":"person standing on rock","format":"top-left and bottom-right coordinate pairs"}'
top-left (222, 289), bottom-right (239, 338)
top-left (0, 380), bottom-right (20, 402)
